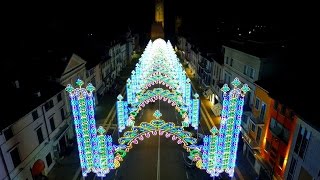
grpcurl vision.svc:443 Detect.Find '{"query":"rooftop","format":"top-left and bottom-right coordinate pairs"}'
top-left (255, 76), bottom-right (318, 131)
top-left (223, 39), bottom-right (287, 58)
top-left (2, 79), bottom-right (65, 131)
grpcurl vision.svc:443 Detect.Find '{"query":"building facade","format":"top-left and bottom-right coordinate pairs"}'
top-left (284, 117), bottom-right (320, 180)
top-left (241, 83), bottom-right (273, 179)
top-left (0, 81), bottom-right (70, 180)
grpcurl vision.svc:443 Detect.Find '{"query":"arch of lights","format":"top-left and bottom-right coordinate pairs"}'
top-left (66, 38), bottom-right (249, 178)
top-left (125, 88), bottom-right (191, 127)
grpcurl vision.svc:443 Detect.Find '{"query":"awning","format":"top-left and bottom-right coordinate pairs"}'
top-left (32, 159), bottom-right (45, 176)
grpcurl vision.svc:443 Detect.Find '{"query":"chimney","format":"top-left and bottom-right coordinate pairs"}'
top-left (14, 80), bottom-right (20, 89)
top-left (34, 91), bottom-right (41, 97)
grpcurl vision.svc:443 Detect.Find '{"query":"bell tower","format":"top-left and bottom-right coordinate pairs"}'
top-left (155, 0), bottom-right (164, 27)
top-left (151, 0), bottom-right (165, 40)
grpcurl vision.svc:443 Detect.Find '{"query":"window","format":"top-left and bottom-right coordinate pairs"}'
top-left (274, 101), bottom-right (278, 110)
top-left (49, 117), bottom-right (55, 132)
top-left (60, 108), bottom-right (65, 120)
top-left (46, 153), bottom-right (52, 167)
top-left (249, 68), bottom-right (255, 78)
top-left (251, 123), bottom-right (256, 132)
top-left (294, 126), bottom-right (303, 154)
top-left (265, 141), bottom-right (271, 152)
top-left (44, 100), bottom-right (54, 111)
top-left (10, 147), bottom-right (21, 168)
top-left (230, 58), bottom-right (233, 66)
top-left (256, 127), bottom-right (262, 143)
top-left (32, 110), bottom-right (38, 120)
top-left (244, 65), bottom-right (248, 74)
top-left (57, 93), bottom-right (62, 102)
top-left (255, 98), bottom-right (260, 109)
top-left (37, 128), bottom-right (44, 144)
top-left (287, 157), bottom-right (297, 180)
top-left (298, 130), bottom-right (311, 159)
top-left (226, 57), bottom-right (229, 65)
top-left (4, 127), bottom-right (14, 141)
top-left (242, 114), bottom-right (248, 124)
top-left (260, 103), bottom-right (266, 120)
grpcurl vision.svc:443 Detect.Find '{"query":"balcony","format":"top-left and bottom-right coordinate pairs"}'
top-left (269, 125), bottom-right (289, 144)
top-left (249, 114), bottom-right (264, 125)
top-left (242, 132), bottom-right (260, 150)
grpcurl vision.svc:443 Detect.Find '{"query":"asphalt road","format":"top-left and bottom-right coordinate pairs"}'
top-left (113, 100), bottom-right (212, 180)
top-left (87, 86), bottom-right (214, 180)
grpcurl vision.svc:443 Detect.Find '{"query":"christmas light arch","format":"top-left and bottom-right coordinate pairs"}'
top-left (114, 110), bottom-right (198, 168)
top-left (66, 38), bottom-right (249, 179)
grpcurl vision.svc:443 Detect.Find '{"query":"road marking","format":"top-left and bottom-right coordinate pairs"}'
top-left (102, 86), bottom-right (126, 127)
top-left (157, 134), bottom-right (161, 180)
top-left (186, 171), bottom-right (189, 179)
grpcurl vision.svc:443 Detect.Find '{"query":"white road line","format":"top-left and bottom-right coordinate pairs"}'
top-left (186, 171), bottom-right (189, 179)
top-left (157, 134), bottom-right (161, 180)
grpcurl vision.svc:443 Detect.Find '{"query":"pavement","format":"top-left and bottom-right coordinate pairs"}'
top-left (47, 57), bottom-right (139, 180)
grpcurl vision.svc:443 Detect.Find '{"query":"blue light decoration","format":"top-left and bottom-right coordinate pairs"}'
top-left (191, 93), bottom-right (200, 130)
top-left (216, 78), bottom-right (249, 177)
top-left (185, 78), bottom-right (192, 106)
top-left (116, 94), bottom-right (126, 132)
top-left (66, 79), bottom-right (99, 176)
top-left (66, 79), bottom-right (115, 177)
top-left (126, 79), bottom-right (133, 105)
top-left (201, 133), bottom-right (218, 177)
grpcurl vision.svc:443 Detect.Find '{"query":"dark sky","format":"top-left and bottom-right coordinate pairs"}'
top-left (2, 1), bottom-right (312, 63)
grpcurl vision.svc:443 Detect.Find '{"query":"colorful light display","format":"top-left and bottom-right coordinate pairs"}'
top-left (116, 94), bottom-right (126, 132)
top-left (191, 93), bottom-right (200, 130)
top-left (216, 78), bottom-right (249, 177)
top-left (67, 39), bottom-right (248, 179)
top-left (66, 80), bottom-right (115, 177)
top-left (114, 110), bottom-right (198, 167)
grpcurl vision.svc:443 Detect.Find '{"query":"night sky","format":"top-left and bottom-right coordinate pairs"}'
top-left (2, 2), bottom-right (314, 75)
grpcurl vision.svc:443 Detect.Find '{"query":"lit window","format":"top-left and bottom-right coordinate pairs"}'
top-left (255, 98), bottom-right (260, 109)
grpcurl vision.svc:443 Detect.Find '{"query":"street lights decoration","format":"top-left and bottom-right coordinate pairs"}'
top-left (66, 80), bottom-right (115, 177)
top-left (216, 78), bottom-right (249, 177)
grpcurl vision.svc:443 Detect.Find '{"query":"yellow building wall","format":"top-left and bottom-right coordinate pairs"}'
top-left (253, 85), bottom-right (272, 157)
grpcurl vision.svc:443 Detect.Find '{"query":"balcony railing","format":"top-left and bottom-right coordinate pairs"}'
top-left (269, 126), bottom-right (289, 144)
top-left (249, 114), bottom-right (264, 125)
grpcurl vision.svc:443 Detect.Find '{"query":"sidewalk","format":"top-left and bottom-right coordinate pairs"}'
top-left (47, 56), bottom-right (140, 180)
top-left (47, 147), bottom-right (80, 180)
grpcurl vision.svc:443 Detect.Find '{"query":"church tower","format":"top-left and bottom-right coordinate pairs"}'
top-left (151, 0), bottom-right (165, 40)
top-left (155, 0), bottom-right (164, 27)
